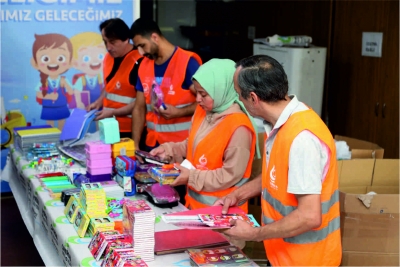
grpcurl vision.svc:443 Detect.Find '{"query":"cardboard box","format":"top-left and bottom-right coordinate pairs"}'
top-left (341, 252), bottom-right (399, 266)
top-left (335, 135), bottom-right (384, 159)
top-left (340, 159), bottom-right (399, 266)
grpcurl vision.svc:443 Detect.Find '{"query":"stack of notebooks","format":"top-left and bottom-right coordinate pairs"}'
top-left (87, 216), bottom-right (115, 237)
top-left (79, 183), bottom-right (107, 218)
top-left (14, 125), bottom-right (61, 153)
top-left (123, 199), bottom-right (155, 262)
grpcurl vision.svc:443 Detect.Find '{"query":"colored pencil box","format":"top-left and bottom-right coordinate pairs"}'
top-left (115, 155), bottom-right (136, 177)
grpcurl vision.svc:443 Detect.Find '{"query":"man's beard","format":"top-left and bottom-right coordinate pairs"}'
top-left (144, 45), bottom-right (159, 60)
top-left (144, 53), bottom-right (157, 60)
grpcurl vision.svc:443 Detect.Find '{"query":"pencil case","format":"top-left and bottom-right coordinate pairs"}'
top-left (115, 155), bottom-right (136, 177)
top-left (134, 171), bottom-right (156, 184)
top-left (112, 138), bottom-right (135, 158)
top-left (86, 172), bottom-right (112, 183)
top-left (86, 165), bottom-right (113, 175)
top-left (86, 158), bottom-right (113, 168)
top-left (85, 149), bottom-right (112, 161)
top-left (99, 117), bottom-right (120, 144)
top-left (137, 183), bottom-right (179, 208)
top-left (136, 162), bottom-right (157, 172)
top-left (85, 141), bottom-right (112, 153)
top-left (148, 165), bottom-right (180, 185)
top-left (61, 188), bottom-right (81, 206)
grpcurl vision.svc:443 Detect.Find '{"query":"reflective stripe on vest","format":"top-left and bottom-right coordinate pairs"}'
top-left (187, 177), bottom-right (250, 206)
top-left (103, 107), bottom-right (132, 118)
top-left (262, 188), bottom-right (340, 244)
top-left (147, 121), bottom-right (191, 133)
top-left (262, 188), bottom-right (339, 216)
top-left (187, 189), bottom-right (218, 206)
top-left (146, 103), bottom-right (193, 112)
top-left (262, 214), bottom-right (340, 244)
top-left (106, 93), bottom-right (135, 104)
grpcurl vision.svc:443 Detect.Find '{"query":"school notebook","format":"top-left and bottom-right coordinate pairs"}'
top-left (161, 206), bottom-right (260, 229)
top-left (17, 127), bottom-right (61, 137)
top-left (15, 127), bottom-right (61, 151)
top-left (60, 108), bottom-right (97, 146)
top-left (154, 229), bottom-right (229, 255)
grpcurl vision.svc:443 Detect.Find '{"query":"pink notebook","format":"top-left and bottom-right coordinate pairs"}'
top-left (154, 229), bottom-right (229, 255)
top-left (167, 205), bottom-right (245, 217)
top-left (162, 206), bottom-right (247, 229)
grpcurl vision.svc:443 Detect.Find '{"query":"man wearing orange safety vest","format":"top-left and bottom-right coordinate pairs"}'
top-left (215, 55), bottom-right (342, 266)
top-left (88, 18), bottom-right (143, 139)
top-left (130, 18), bottom-right (202, 152)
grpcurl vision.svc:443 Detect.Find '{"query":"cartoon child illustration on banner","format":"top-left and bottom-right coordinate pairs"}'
top-left (70, 32), bottom-right (106, 108)
top-left (31, 33), bottom-right (75, 130)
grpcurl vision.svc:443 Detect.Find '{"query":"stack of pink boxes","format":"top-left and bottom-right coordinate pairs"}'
top-left (85, 141), bottom-right (113, 183)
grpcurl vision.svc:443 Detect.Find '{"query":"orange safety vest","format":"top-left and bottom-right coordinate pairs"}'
top-left (138, 47), bottom-right (202, 147)
top-left (261, 109), bottom-right (342, 266)
top-left (185, 106), bottom-right (256, 213)
top-left (103, 50), bottom-right (142, 132)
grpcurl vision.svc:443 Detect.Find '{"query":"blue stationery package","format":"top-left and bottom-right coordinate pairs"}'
top-left (115, 155), bottom-right (136, 177)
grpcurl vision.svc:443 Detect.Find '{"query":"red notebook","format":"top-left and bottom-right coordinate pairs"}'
top-left (154, 229), bottom-right (229, 255)
top-left (155, 206), bottom-right (244, 255)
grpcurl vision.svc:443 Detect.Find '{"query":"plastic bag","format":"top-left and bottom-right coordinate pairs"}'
top-left (150, 81), bottom-right (166, 114)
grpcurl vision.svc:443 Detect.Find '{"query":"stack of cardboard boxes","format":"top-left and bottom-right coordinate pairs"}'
top-left (247, 134), bottom-right (399, 266)
top-left (336, 135), bottom-right (399, 266)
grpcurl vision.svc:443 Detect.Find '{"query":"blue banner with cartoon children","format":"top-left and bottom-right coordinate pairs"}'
top-left (1, 0), bottom-right (139, 130)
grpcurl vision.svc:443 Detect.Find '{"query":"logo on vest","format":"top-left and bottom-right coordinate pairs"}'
top-left (143, 83), bottom-right (149, 96)
top-left (270, 165), bottom-right (278, 190)
top-left (168, 84), bottom-right (175, 95)
top-left (115, 81), bottom-right (121, 90)
top-left (196, 154), bottom-right (208, 170)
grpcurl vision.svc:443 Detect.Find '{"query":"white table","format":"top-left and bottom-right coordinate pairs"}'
top-left (7, 146), bottom-right (193, 267)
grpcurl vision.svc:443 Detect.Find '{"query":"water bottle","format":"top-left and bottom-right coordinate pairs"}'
top-left (266, 34), bottom-right (312, 47)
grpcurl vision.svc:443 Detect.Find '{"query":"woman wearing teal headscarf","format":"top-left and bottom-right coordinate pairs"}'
top-left (150, 58), bottom-right (260, 213)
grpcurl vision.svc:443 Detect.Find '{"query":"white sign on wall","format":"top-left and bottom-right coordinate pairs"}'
top-left (362, 32), bottom-right (383, 58)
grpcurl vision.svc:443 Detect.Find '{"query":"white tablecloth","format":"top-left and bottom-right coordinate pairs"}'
top-left (7, 146), bottom-right (193, 267)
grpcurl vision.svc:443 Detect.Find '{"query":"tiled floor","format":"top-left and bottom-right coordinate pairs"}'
top-left (1, 193), bottom-right (44, 266)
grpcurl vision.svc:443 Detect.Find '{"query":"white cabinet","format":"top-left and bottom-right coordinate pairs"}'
top-left (253, 43), bottom-right (327, 117)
